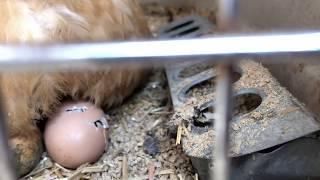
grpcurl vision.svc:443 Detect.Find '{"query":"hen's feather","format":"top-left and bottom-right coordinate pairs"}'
top-left (0, 0), bottom-right (151, 138)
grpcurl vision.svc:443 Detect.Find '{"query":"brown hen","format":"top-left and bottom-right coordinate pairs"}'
top-left (0, 0), bottom-right (151, 176)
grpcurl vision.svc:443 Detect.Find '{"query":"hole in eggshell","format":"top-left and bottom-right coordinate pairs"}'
top-left (93, 117), bottom-right (109, 129)
top-left (65, 106), bottom-right (88, 112)
top-left (94, 120), bottom-right (104, 128)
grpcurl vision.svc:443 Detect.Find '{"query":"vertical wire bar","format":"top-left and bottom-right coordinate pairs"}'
top-left (216, 0), bottom-right (237, 30)
top-left (213, 64), bottom-right (233, 180)
top-left (0, 93), bottom-right (17, 180)
top-left (213, 0), bottom-right (236, 180)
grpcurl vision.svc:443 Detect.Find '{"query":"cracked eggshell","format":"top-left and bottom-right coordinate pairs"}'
top-left (44, 101), bottom-right (109, 169)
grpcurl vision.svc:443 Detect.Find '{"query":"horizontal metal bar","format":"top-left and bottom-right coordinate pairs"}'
top-left (1, 31), bottom-right (320, 71)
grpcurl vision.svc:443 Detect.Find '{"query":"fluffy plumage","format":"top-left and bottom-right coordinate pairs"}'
top-left (0, 0), bottom-right (150, 176)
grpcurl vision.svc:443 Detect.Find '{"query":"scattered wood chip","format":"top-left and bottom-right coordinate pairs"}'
top-left (137, 111), bottom-right (151, 122)
top-left (81, 175), bottom-right (91, 179)
top-left (170, 174), bottom-right (178, 180)
top-left (64, 163), bottom-right (108, 180)
top-left (150, 111), bottom-right (172, 115)
top-left (194, 173), bottom-right (199, 180)
top-left (147, 119), bottom-right (163, 132)
top-left (130, 169), bottom-right (175, 180)
top-left (122, 156), bottom-right (128, 180)
top-left (60, 170), bottom-right (73, 177)
top-left (55, 163), bottom-right (72, 172)
top-left (54, 168), bottom-right (64, 178)
top-left (177, 174), bottom-right (184, 180)
top-left (176, 125), bottom-right (182, 145)
top-left (148, 162), bottom-right (156, 180)
top-left (149, 107), bottom-right (165, 113)
top-left (181, 124), bottom-right (190, 137)
top-left (68, 163), bottom-right (89, 180)
top-left (23, 156), bottom-right (53, 178)
top-left (82, 164), bottom-right (108, 173)
top-left (121, 118), bottom-right (129, 132)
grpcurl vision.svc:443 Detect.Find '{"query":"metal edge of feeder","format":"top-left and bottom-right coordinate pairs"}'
top-left (157, 15), bottom-right (214, 39)
top-left (159, 15), bottom-right (216, 109)
top-left (158, 16), bottom-right (320, 180)
top-left (157, 15), bottom-right (217, 180)
top-left (178, 60), bottom-right (320, 179)
top-left (181, 60), bottom-right (320, 159)
top-left (165, 59), bottom-right (218, 108)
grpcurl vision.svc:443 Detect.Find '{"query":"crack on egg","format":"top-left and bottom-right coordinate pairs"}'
top-left (65, 106), bottom-right (88, 112)
top-left (93, 116), bottom-right (109, 129)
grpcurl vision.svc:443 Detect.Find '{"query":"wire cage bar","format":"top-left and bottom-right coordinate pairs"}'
top-left (0, 32), bottom-right (320, 71)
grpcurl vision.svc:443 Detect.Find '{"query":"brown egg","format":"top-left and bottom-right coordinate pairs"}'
top-left (44, 101), bottom-right (109, 169)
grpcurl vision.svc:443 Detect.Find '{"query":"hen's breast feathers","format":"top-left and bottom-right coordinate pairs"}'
top-left (0, 1), bottom-right (152, 175)
top-left (0, 0), bottom-right (151, 131)
top-left (0, 0), bottom-right (150, 43)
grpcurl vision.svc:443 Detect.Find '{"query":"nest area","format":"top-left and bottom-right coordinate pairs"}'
top-left (24, 3), bottom-right (216, 180)
top-left (25, 70), bottom-right (195, 180)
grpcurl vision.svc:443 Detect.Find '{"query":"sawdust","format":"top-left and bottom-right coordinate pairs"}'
top-left (171, 60), bottom-right (316, 159)
top-left (179, 63), bottom-right (216, 78)
top-left (184, 68), bottom-right (241, 99)
top-left (186, 78), bottom-right (217, 99)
